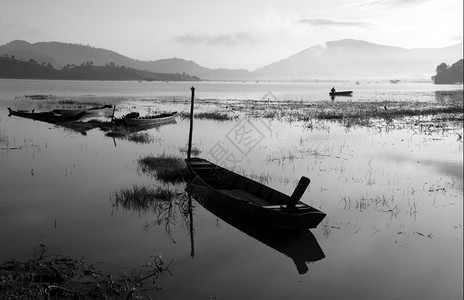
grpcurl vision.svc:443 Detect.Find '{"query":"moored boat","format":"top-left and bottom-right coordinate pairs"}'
top-left (8, 108), bottom-right (86, 123)
top-left (329, 91), bottom-right (353, 96)
top-left (53, 105), bottom-right (113, 116)
top-left (186, 158), bottom-right (326, 230)
top-left (121, 111), bottom-right (177, 126)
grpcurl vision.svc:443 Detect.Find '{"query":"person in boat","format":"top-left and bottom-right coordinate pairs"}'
top-left (330, 87), bottom-right (336, 94)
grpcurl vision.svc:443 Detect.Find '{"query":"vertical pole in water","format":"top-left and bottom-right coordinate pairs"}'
top-left (110, 105), bottom-right (116, 123)
top-left (187, 87), bottom-right (196, 257)
top-left (187, 86), bottom-right (195, 159)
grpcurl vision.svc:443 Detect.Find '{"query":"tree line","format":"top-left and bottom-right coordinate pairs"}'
top-left (433, 59), bottom-right (463, 84)
top-left (0, 55), bottom-right (200, 81)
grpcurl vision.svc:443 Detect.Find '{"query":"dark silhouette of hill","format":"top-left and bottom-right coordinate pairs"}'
top-left (252, 39), bottom-right (463, 80)
top-left (433, 59), bottom-right (463, 84)
top-left (0, 55), bottom-right (200, 81)
top-left (1, 39), bottom-right (462, 80)
top-left (0, 40), bottom-right (250, 80)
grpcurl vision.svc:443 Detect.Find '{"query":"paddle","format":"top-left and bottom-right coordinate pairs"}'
top-left (286, 176), bottom-right (310, 209)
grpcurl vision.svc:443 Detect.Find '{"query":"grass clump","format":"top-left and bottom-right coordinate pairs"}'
top-left (110, 184), bottom-right (176, 212)
top-left (0, 246), bottom-right (170, 299)
top-left (179, 146), bottom-right (201, 156)
top-left (110, 185), bottom-right (191, 239)
top-left (180, 111), bottom-right (238, 121)
top-left (138, 155), bottom-right (188, 183)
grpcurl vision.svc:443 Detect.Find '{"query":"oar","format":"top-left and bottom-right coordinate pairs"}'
top-left (286, 176), bottom-right (310, 209)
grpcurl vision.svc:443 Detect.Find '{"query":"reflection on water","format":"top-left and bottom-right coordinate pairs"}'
top-left (194, 196), bottom-right (325, 274)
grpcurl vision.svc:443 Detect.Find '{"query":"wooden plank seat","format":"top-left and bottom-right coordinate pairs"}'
top-left (217, 189), bottom-right (271, 206)
top-left (262, 204), bottom-right (312, 210)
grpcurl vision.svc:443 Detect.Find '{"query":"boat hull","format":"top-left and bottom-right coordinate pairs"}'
top-left (186, 158), bottom-right (326, 230)
top-left (8, 108), bottom-right (86, 123)
top-left (329, 91), bottom-right (353, 96)
top-left (122, 112), bottom-right (177, 126)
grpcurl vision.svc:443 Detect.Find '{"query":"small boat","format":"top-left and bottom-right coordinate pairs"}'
top-left (8, 108), bottom-right (86, 123)
top-left (121, 111), bottom-right (177, 126)
top-left (390, 79), bottom-right (401, 84)
top-left (329, 91), bottom-right (353, 96)
top-left (186, 158), bottom-right (326, 230)
top-left (53, 105), bottom-right (113, 116)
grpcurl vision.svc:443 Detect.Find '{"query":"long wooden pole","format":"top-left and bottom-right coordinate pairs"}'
top-left (187, 86), bottom-right (195, 256)
top-left (187, 86), bottom-right (195, 159)
top-left (110, 105), bottom-right (116, 123)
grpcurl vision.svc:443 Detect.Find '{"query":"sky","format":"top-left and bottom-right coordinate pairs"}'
top-left (0, 0), bottom-right (462, 70)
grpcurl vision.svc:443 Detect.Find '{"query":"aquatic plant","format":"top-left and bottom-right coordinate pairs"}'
top-left (137, 154), bottom-right (188, 183)
top-left (110, 184), bottom-right (177, 212)
top-left (110, 185), bottom-right (192, 242)
top-left (179, 146), bottom-right (201, 156)
top-left (179, 110), bottom-right (239, 121)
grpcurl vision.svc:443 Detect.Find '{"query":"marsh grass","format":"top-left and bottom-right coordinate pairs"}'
top-left (202, 98), bottom-right (464, 130)
top-left (138, 155), bottom-right (188, 183)
top-left (179, 146), bottom-right (201, 156)
top-left (179, 110), bottom-right (239, 121)
top-left (0, 245), bottom-right (170, 299)
top-left (0, 130), bottom-right (9, 148)
top-left (110, 184), bottom-right (177, 212)
top-left (110, 185), bottom-right (191, 241)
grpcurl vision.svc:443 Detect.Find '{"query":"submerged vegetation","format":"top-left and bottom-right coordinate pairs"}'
top-left (110, 184), bottom-right (191, 241)
top-left (137, 154), bottom-right (188, 183)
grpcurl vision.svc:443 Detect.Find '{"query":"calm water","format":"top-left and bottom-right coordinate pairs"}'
top-left (0, 79), bottom-right (462, 299)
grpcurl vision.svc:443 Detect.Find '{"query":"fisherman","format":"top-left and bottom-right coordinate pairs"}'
top-left (330, 87), bottom-right (336, 94)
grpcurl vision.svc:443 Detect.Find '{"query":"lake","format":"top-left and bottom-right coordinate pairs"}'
top-left (0, 79), bottom-right (462, 299)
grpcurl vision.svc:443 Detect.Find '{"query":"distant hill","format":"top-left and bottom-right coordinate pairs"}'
top-left (0, 55), bottom-right (200, 81)
top-left (1, 39), bottom-right (462, 80)
top-left (433, 59), bottom-right (463, 84)
top-left (0, 40), bottom-right (250, 80)
top-left (252, 39), bottom-right (463, 80)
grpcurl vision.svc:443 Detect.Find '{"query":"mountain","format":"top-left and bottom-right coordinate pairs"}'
top-left (0, 40), bottom-right (250, 80)
top-left (0, 55), bottom-right (200, 81)
top-left (1, 39), bottom-right (462, 80)
top-left (252, 39), bottom-right (463, 80)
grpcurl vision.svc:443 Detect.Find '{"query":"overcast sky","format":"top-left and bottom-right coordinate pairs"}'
top-left (0, 0), bottom-right (462, 70)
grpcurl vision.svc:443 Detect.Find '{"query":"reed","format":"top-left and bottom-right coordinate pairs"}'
top-left (110, 184), bottom-right (176, 212)
top-left (138, 154), bottom-right (188, 183)
top-left (179, 110), bottom-right (239, 121)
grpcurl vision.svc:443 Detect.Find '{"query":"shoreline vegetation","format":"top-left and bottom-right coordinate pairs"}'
top-left (23, 93), bottom-right (463, 137)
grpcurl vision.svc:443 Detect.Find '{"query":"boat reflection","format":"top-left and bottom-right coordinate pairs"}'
top-left (188, 189), bottom-right (325, 274)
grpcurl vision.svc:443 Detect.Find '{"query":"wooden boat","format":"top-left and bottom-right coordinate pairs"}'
top-left (53, 104), bottom-right (113, 116)
top-left (8, 108), bottom-right (86, 123)
top-left (121, 111), bottom-right (177, 126)
top-left (186, 158), bottom-right (326, 230)
top-left (329, 91), bottom-right (353, 96)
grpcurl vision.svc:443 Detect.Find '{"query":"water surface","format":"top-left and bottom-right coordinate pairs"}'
top-left (0, 79), bottom-right (462, 299)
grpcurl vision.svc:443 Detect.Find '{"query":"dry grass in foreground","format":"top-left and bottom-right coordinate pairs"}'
top-left (0, 246), bottom-right (171, 299)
